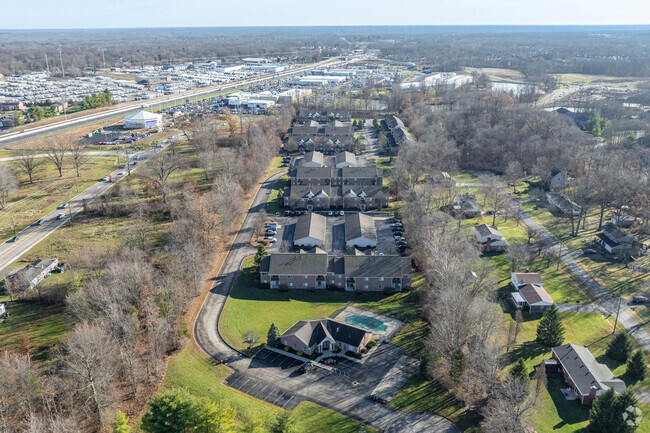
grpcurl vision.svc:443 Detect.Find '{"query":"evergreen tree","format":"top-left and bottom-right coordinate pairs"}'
top-left (14, 110), bottom-right (24, 126)
top-left (536, 304), bottom-right (565, 347)
top-left (627, 351), bottom-right (646, 380)
top-left (270, 410), bottom-right (295, 433)
top-left (607, 333), bottom-right (633, 363)
top-left (589, 388), bottom-right (641, 433)
top-left (267, 323), bottom-right (281, 348)
top-left (510, 358), bottom-right (529, 385)
top-left (112, 410), bottom-right (131, 433)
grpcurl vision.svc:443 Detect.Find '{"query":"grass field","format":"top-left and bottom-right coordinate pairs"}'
top-left (219, 256), bottom-right (387, 354)
top-left (474, 68), bottom-right (525, 81)
top-left (130, 345), bottom-right (377, 433)
top-left (554, 73), bottom-right (650, 89)
top-left (0, 155), bottom-right (121, 242)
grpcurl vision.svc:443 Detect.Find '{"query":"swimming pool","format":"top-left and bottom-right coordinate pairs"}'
top-left (345, 315), bottom-right (387, 332)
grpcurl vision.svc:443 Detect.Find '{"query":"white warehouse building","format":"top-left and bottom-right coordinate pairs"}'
top-left (124, 110), bottom-right (163, 129)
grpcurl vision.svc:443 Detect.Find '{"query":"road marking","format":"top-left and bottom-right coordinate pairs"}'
top-left (281, 396), bottom-right (294, 409)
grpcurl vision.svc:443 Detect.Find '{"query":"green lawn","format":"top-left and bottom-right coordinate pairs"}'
top-left (554, 73), bottom-right (649, 89)
top-left (131, 345), bottom-right (377, 433)
top-left (219, 256), bottom-right (386, 354)
top-left (0, 299), bottom-right (71, 364)
top-left (266, 176), bottom-right (288, 216)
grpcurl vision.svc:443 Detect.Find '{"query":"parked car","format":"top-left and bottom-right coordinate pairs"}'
top-left (285, 211), bottom-right (292, 216)
top-left (583, 249), bottom-right (598, 255)
top-left (633, 296), bottom-right (648, 304)
top-left (58, 202), bottom-right (68, 209)
top-left (339, 211), bottom-right (345, 216)
top-left (264, 237), bottom-right (277, 243)
top-left (394, 235), bottom-right (404, 241)
top-left (328, 211), bottom-right (333, 216)
top-left (56, 214), bottom-right (65, 220)
top-left (391, 223), bottom-right (403, 227)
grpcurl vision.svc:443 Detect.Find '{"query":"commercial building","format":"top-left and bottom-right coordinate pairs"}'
top-left (280, 318), bottom-right (372, 355)
top-left (123, 110), bottom-right (162, 129)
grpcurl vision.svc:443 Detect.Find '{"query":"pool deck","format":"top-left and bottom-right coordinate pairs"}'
top-left (332, 306), bottom-right (404, 342)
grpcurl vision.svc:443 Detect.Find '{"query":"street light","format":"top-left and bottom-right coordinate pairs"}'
top-left (613, 294), bottom-right (623, 334)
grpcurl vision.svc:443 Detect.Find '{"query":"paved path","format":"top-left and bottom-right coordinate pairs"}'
top-left (509, 200), bottom-right (650, 354)
top-left (193, 171), bottom-right (460, 433)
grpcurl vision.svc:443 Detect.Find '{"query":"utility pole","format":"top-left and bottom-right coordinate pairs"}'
top-left (59, 48), bottom-right (65, 79)
top-left (613, 294), bottom-right (622, 334)
top-left (45, 53), bottom-right (50, 74)
top-left (102, 49), bottom-right (106, 70)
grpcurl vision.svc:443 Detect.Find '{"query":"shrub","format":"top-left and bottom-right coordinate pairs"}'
top-left (345, 350), bottom-right (356, 357)
top-left (366, 340), bottom-right (377, 349)
top-left (354, 352), bottom-right (362, 359)
top-left (283, 346), bottom-right (289, 352)
top-left (296, 351), bottom-right (303, 356)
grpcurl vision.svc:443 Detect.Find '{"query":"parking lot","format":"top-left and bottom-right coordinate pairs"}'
top-left (265, 214), bottom-right (404, 255)
top-left (224, 369), bottom-right (303, 410)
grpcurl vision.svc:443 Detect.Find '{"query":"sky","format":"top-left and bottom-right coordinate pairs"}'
top-left (2, 0), bottom-right (649, 29)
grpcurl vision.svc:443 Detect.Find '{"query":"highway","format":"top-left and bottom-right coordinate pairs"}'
top-left (0, 58), bottom-right (351, 147)
top-left (0, 138), bottom-right (174, 272)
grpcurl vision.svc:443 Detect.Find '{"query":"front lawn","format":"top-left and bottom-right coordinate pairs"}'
top-left (266, 175), bottom-right (288, 215)
top-left (219, 256), bottom-right (386, 354)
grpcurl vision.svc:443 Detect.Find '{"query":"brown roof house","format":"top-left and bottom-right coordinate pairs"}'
top-left (345, 213), bottom-right (377, 248)
top-left (551, 343), bottom-right (626, 405)
top-left (293, 213), bottom-right (327, 248)
top-left (475, 224), bottom-right (510, 252)
top-left (453, 194), bottom-right (480, 218)
top-left (280, 318), bottom-right (373, 355)
top-left (510, 272), bottom-right (553, 313)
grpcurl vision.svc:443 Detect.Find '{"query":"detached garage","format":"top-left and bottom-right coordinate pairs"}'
top-left (345, 213), bottom-right (377, 248)
top-left (293, 213), bottom-right (326, 247)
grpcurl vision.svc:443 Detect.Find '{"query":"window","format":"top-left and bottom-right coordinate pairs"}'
top-left (304, 275), bottom-right (308, 279)
top-left (304, 283), bottom-right (308, 287)
top-left (289, 283), bottom-right (293, 287)
top-left (364, 285), bottom-right (368, 289)
top-left (364, 277), bottom-right (369, 281)
top-left (379, 277), bottom-right (384, 282)
top-left (379, 285), bottom-right (383, 289)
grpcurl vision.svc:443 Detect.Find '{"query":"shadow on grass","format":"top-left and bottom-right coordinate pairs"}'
top-left (509, 341), bottom-right (550, 364)
top-left (545, 374), bottom-right (591, 431)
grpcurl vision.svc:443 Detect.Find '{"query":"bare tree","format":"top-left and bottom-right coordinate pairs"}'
top-left (69, 140), bottom-right (89, 177)
top-left (0, 163), bottom-right (18, 209)
top-left (140, 152), bottom-right (184, 203)
top-left (481, 377), bottom-right (534, 433)
top-left (42, 136), bottom-right (68, 177)
top-left (0, 351), bottom-right (43, 430)
top-left (532, 364), bottom-right (548, 404)
top-left (60, 322), bottom-right (118, 425)
top-left (12, 149), bottom-right (44, 184)
top-left (506, 244), bottom-right (531, 272)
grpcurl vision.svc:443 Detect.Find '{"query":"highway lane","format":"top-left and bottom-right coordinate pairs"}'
top-left (0, 58), bottom-right (353, 147)
top-left (0, 138), bottom-right (175, 272)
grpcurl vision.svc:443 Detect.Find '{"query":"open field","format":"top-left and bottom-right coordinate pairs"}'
top-left (554, 73), bottom-right (650, 89)
top-left (475, 68), bottom-right (525, 81)
top-left (130, 345), bottom-right (377, 433)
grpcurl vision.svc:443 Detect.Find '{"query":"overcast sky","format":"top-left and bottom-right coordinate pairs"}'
top-left (2, 0), bottom-right (649, 29)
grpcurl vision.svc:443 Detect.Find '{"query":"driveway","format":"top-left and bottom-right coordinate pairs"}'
top-left (193, 171), bottom-right (460, 432)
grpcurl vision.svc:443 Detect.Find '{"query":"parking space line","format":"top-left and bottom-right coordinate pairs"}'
top-left (258, 351), bottom-right (271, 361)
top-left (281, 396), bottom-right (294, 409)
top-left (278, 358), bottom-right (292, 368)
top-left (267, 353), bottom-right (281, 365)
top-left (271, 392), bottom-right (284, 406)
top-left (254, 384), bottom-right (269, 399)
top-left (238, 377), bottom-right (251, 390)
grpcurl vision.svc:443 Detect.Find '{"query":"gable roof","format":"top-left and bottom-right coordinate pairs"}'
top-left (267, 253), bottom-right (328, 275)
top-left (294, 213), bottom-right (326, 243)
top-left (344, 255), bottom-right (411, 278)
top-left (281, 318), bottom-right (370, 348)
top-left (340, 166), bottom-right (381, 179)
top-left (519, 284), bottom-right (553, 305)
top-left (475, 224), bottom-right (504, 241)
top-left (335, 151), bottom-right (356, 166)
top-left (345, 213), bottom-right (377, 242)
top-left (302, 151), bottom-right (325, 167)
top-left (553, 344), bottom-right (626, 396)
top-left (294, 166), bottom-right (337, 179)
top-left (512, 272), bottom-right (544, 286)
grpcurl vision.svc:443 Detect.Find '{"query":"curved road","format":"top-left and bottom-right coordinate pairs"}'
top-left (194, 172), bottom-right (460, 433)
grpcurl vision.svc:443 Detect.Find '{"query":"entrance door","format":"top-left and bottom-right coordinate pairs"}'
top-left (322, 341), bottom-right (330, 351)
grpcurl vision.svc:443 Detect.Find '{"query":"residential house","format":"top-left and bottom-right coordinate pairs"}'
top-left (6, 259), bottom-right (59, 291)
top-left (546, 192), bottom-right (581, 216)
top-left (0, 302), bottom-right (6, 318)
top-left (545, 168), bottom-right (568, 191)
top-left (551, 343), bottom-right (626, 405)
top-left (280, 318), bottom-right (372, 355)
top-left (475, 224), bottom-right (510, 252)
top-left (379, 115), bottom-right (414, 154)
top-left (335, 151), bottom-right (357, 168)
top-left (259, 253), bottom-right (411, 291)
top-left (293, 213), bottom-right (326, 247)
top-left (0, 101), bottom-right (25, 111)
top-left (510, 272), bottom-right (553, 312)
top-left (345, 213), bottom-right (377, 248)
top-left (295, 110), bottom-right (351, 124)
top-left (301, 151), bottom-right (325, 168)
top-left (611, 215), bottom-right (635, 228)
top-left (453, 194), bottom-right (480, 218)
top-left (596, 222), bottom-right (645, 257)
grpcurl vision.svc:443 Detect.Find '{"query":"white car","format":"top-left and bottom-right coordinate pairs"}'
top-left (264, 237), bottom-right (277, 243)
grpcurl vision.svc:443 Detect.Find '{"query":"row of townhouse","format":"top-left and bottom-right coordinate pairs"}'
top-left (259, 253), bottom-right (412, 291)
top-left (290, 166), bottom-right (383, 186)
top-left (294, 110), bottom-right (351, 124)
top-left (289, 120), bottom-right (354, 139)
top-left (286, 137), bottom-right (355, 153)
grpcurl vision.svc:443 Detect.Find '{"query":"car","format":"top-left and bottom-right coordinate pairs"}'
top-left (328, 211), bottom-right (333, 216)
top-left (393, 230), bottom-right (403, 236)
top-left (264, 237), bottom-right (277, 243)
top-left (583, 248), bottom-right (598, 255)
top-left (117, 172), bottom-right (125, 176)
top-left (496, 210), bottom-right (507, 216)
top-left (391, 222), bottom-right (403, 227)
top-left (98, 141), bottom-right (106, 145)
top-left (485, 210), bottom-right (495, 216)
top-left (265, 230), bottom-right (277, 235)
top-left (339, 211), bottom-right (345, 216)
top-left (289, 211), bottom-right (296, 216)
top-left (58, 203), bottom-right (68, 209)
top-left (281, 163), bottom-right (289, 167)
top-left (9, 235), bottom-right (20, 242)
top-left (285, 211), bottom-right (291, 216)
top-left (33, 219), bottom-right (43, 226)
top-left (394, 235), bottom-right (404, 240)
top-left (396, 241), bottom-right (408, 247)
top-left (392, 227), bottom-right (403, 233)
top-left (633, 296), bottom-right (649, 304)
top-left (56, 213), bottom-right (65, 220)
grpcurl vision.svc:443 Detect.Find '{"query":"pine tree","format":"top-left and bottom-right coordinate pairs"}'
top-left (270, 410), bottom-right (295, 433)
top-left (536, 304), bottom-right (565, 347)
top-left (588, 388), bottom-right (620, 433)
top-left (606, 333), bottom-right (633, 363)
top-left (112, 410), bottom-right (130, 433)
top-left (267, 323), bottom-right (281, 348)
top-left (510, 358), bottom-right (529, 385)
top-left (627, 351), bottom-right (646, 380)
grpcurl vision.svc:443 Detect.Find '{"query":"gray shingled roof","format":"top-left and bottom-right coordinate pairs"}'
top-left (344, 255), bottom-right (411, 278)
top-left (475, 224), bottom-right (503, 240)
top-left (281, 318), bottom-right (370, 348)
top-left (268, 253), bottom-right (328, 275)
top-left (294, 213), bottom-right (326, 244)
top-left (302, 151), bottom-right (325, 167)
top-left (345, 213), bottom-right (377, 242)
top-left (294, 166), bottom-right (337, 179)
top-left (340, 166), bottom-right (381, 179)
top-left (553, 344), bottom-right (626, 396)
top-left (335, 151), bottom-right (356, 166)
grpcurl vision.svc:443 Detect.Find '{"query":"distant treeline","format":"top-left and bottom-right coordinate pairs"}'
top-left (0, 27), bottom-right (649, 78)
